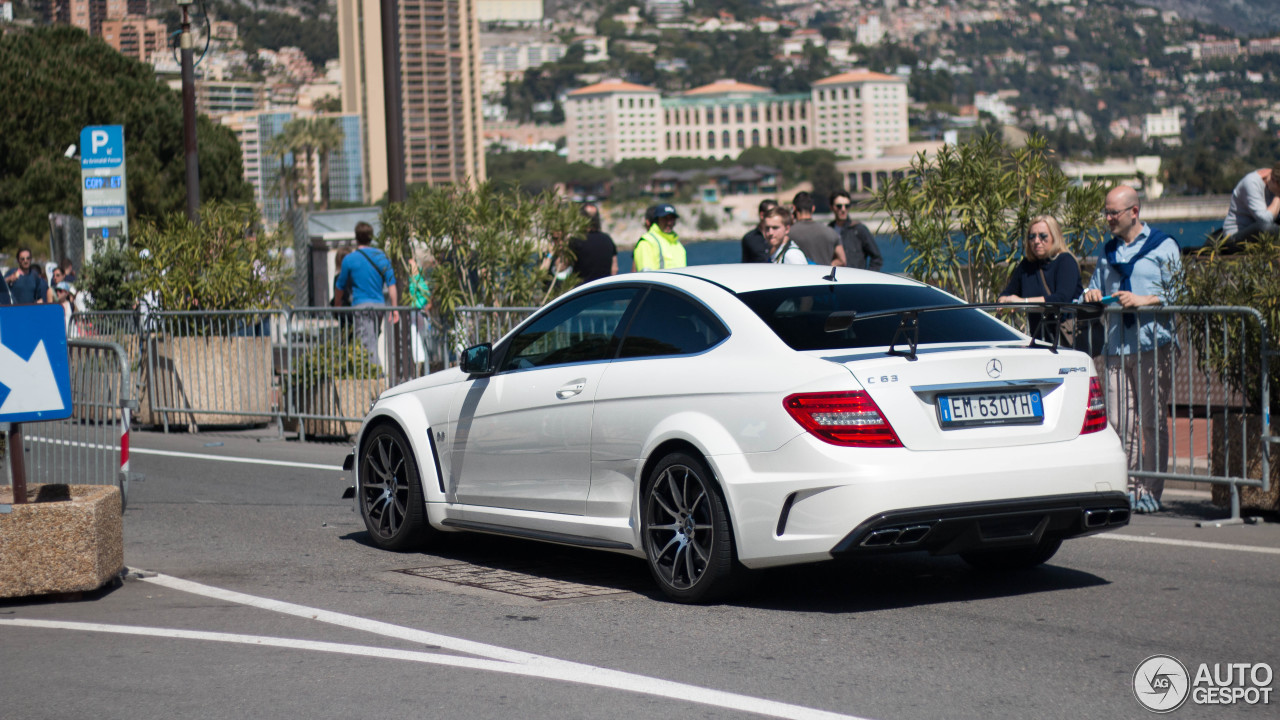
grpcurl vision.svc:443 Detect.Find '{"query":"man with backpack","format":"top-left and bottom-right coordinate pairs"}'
top-left (334, 221), bottom-right (399, 364)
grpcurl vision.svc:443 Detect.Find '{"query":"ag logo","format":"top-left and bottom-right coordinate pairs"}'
top-left (1134, 654), bottom-right (1190, 713)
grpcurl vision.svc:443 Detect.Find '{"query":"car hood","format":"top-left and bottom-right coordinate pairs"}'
top-left (379, 366), bottom-right (468, 400)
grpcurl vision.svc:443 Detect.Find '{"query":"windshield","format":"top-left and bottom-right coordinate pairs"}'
top-left (736, 283), bottom-right (1021, 351)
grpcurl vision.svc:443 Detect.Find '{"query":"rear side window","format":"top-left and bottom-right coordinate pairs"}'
top-left (618, 289), bottom-right (728, 358)
top-left (736, 284), bottom-right (1020, 351)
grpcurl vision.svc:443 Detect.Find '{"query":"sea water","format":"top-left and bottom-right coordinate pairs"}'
top-left (616, 219), bottom-right (1222, 276)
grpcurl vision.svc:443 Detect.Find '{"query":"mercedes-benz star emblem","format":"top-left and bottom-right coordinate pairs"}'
top-left (986, 359), bottom-right (1003, 378)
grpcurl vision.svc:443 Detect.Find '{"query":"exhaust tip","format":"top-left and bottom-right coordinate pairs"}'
top-left (1108, 508), bottom-right (1130, 525)
top-left (1084, 509), bottom-right (1109, 528)
top-left (896, 524), bottom-right (933, 545)
top-left (861, 529), bottom-right (902, 547)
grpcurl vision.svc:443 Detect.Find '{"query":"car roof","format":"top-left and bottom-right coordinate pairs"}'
top-left (600, 264), bottom-right (925, 295)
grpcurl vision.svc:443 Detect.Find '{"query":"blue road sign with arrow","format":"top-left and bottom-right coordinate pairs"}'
top-left (0, 305), bottom-right (73, 423)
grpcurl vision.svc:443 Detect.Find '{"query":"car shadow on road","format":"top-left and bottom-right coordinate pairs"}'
top-left (341, 529), bottom-right (1111, 607)
top-left (740, 554), bottom-right (1109, 613)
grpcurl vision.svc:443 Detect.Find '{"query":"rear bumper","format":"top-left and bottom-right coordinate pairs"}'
top-left (830, 491), bottom-right (1130, 557)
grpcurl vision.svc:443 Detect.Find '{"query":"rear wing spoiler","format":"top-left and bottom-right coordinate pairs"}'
top-left (825, 302), bottom-right (1105, 361)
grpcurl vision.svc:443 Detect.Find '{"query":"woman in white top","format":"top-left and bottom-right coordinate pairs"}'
top-left (764, 206), bottom-right (808, 264)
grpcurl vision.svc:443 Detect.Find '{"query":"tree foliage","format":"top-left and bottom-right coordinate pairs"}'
top-left (0, 26), bottom-right (252, 254)
top-left (1176, 233), bottom-right (1280, 416)
top-left (875, 133), bottom-right (1109, 303)
top-left (381, 184), bottom-right (589, 344)
top-left (129, 202), bottom-right (293, 312)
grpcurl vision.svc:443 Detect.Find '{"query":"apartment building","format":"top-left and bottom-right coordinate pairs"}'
top-left (564, 73), bottom-right (909, 167)
top-left (337, 0), bottom-right (486, 203)
top-left (100, 15), bottom-right (167, 63)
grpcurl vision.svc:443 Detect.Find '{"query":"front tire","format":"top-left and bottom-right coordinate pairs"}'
top-left (960, 537), bottom-right (1062, 571)
top-left (358, 424), bottom-right (431, 551)
top-left (641, 452), bottom-right (741, 603)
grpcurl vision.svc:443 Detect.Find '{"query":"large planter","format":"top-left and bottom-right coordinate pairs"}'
top-left (297, 377), bottom-right (383, 438)
top-left (1210, 412), bottom-right (1280, 512)
top-left (138, 335), bottom-right (274, 428)
top-left (0, 484), bottom-right (124, 598)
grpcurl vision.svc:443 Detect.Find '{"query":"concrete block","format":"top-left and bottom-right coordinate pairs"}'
top-left (0, 484), bottom-right (124, 598)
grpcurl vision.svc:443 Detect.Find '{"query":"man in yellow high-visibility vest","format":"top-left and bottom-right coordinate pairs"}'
top-left (633, 204), bottom-right (687, 271)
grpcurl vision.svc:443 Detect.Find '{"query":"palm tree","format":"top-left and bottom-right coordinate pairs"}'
top-left (309, 118), bottom-right (345, 210)
top-left (265, 125), bottom-right (302, 212)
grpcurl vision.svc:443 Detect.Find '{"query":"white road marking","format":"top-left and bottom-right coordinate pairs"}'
top-left (130, 447), bottom-right (342, 471)
top-left (26, 434), bottom-right (345, 471)
top-left (0, 571), bottom-right (871, 720)
top-left (1094, 533), bottom-right (1280, 555)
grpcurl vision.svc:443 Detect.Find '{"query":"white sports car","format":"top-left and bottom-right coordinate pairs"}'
top-left (347, 265), bottom-right (1129, 602)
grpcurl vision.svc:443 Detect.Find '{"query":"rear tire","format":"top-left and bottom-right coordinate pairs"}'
top-left (960, 537), bottom-right (1062, 571)
top-left (358, 424), bottom-right (432, 551)
top-left (641, 452), bottom-right (742, 603)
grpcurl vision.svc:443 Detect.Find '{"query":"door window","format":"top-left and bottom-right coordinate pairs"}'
top-left (500, 288), bottom-right (636, 372)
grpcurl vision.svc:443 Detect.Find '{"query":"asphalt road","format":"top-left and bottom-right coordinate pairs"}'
top-left (2, 427), bottom-right (1277, 720)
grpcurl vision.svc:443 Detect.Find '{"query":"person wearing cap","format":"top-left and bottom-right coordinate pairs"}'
top-left (54, 281), bottom-right (77, 332)
top-left (633, 204), bottom-right (687, 272)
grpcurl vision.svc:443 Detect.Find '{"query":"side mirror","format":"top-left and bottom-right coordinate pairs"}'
top-left (460, 343), bottom-right (494, 375)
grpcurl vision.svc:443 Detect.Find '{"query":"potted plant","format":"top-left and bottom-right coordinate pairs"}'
top-left (289, 338), bottom-right (383, 438)
top-left (126, 202), bottom-right (293, 428)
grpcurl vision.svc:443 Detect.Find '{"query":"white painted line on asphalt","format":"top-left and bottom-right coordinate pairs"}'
top-left (129, 447), bottom-right (342, 472)
top-left (96, 571), bottom-right (868, 720)
top-left (0, 579), bottom-right (870, 717)
top-left (27, 434), bottom-right (345, 471)
top-left (1094, 533), bottom-right (1280, 556)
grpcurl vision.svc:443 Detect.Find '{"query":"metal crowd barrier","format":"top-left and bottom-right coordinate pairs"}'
top-left (21, 339), bottom-right (135, 508)
top-left (63, 303), bottom-right (1275, 520)
top-left (1007, 305), bottom-right (1272, 521)
top-left (286, 306), bottom-right (432, 441)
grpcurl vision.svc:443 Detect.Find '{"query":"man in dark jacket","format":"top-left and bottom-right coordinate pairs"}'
top-left (570, 204), bottom-right (618, 282)
top-left (828, 190), bottom-right (882, 271)
top-left (741, 198), bottom-right (777, 263)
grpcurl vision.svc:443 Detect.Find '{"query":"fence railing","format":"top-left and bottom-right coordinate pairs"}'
top-left (21, 339), bottom-right (135, 508)
top-left (65, 303), bottom-right (1275, 518)
top-left (1005, 304), bottom-right (1272, 520)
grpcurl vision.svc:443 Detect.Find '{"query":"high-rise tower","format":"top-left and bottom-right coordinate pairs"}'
top-left (338, 0), bottom-right (486, 203)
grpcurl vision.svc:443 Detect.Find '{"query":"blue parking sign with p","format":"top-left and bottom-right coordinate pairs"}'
top-left (80, 125), bottom-right (124, 169)
top-left (0, 306), bottom-right (73, 423)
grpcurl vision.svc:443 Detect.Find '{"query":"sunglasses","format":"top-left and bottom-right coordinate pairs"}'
top-left (1027, 232), bottom-right (1051, 242)
top-left (832, 203), bottom-right (851, 209)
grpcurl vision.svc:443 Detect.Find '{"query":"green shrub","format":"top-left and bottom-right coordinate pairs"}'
top-left (1176, 234), bottom-right (1280, 415)
top-left (129, 201), bottom-right (293, 312)
top-left (875, 133), bottom-right (1109, 302)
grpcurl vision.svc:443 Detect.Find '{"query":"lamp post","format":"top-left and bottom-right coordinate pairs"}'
top-left (178, 0), bottom-right (200, 222)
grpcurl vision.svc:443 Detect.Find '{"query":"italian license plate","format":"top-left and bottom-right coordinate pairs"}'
top-left (936, 390), bottom-right (1044, 428)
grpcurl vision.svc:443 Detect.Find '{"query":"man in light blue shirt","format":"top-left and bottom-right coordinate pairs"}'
top-left (335, 222), bottom-right (399, 364)
top-left (1082, 185), bottom-right (1182, 513)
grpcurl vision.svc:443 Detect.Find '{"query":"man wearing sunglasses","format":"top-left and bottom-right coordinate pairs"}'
top-left (828, 189), bottom-right (883, 271)
top-left (1081, 185), bottom-right (1181, 514)
top-left (4, 248), bottom-right (47, 305)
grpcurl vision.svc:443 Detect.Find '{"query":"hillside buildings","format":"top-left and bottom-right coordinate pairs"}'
top-left (564, 73), bottom-right (909, 167)
top-left (337, 0), bottom-right (486, 203)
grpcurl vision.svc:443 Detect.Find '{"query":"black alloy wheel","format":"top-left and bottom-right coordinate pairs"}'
top-left (358, 424), bottom-right (430, 550)
top-left (641, 452), bottom-right (741, 603)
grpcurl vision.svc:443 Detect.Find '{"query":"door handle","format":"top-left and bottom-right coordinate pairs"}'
top-left (556, 379), bottom-right (586, 400)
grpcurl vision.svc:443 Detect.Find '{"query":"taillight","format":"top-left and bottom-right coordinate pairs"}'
top-left (1081, 377), bottom-right (1108, 434)
top-left (784, 391), bottom-right (901, 447)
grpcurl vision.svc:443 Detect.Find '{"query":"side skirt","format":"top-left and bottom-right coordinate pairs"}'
top-left (441, 519), bottom-right (636, 551)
